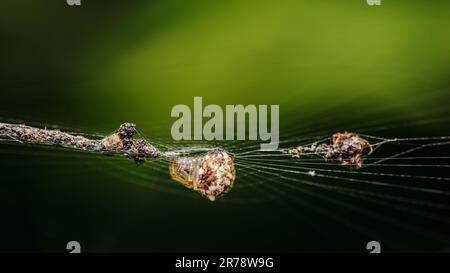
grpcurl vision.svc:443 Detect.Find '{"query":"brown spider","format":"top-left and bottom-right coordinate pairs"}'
top-left (290, 132), bottom-right (373, 168)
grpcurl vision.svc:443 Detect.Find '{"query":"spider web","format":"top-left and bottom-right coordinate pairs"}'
top-left (1, 100), bottom-right (450, 251)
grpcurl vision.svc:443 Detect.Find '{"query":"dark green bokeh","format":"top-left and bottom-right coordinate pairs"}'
top-left (1, 0), bottom-right (450, 252)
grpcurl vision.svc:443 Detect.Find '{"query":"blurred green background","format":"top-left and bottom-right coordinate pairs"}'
top-left (0, 0), bottom-right (450, 252)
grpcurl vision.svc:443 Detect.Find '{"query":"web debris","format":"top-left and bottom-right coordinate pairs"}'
top-left (287, 132), bottom-right (373, 168)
